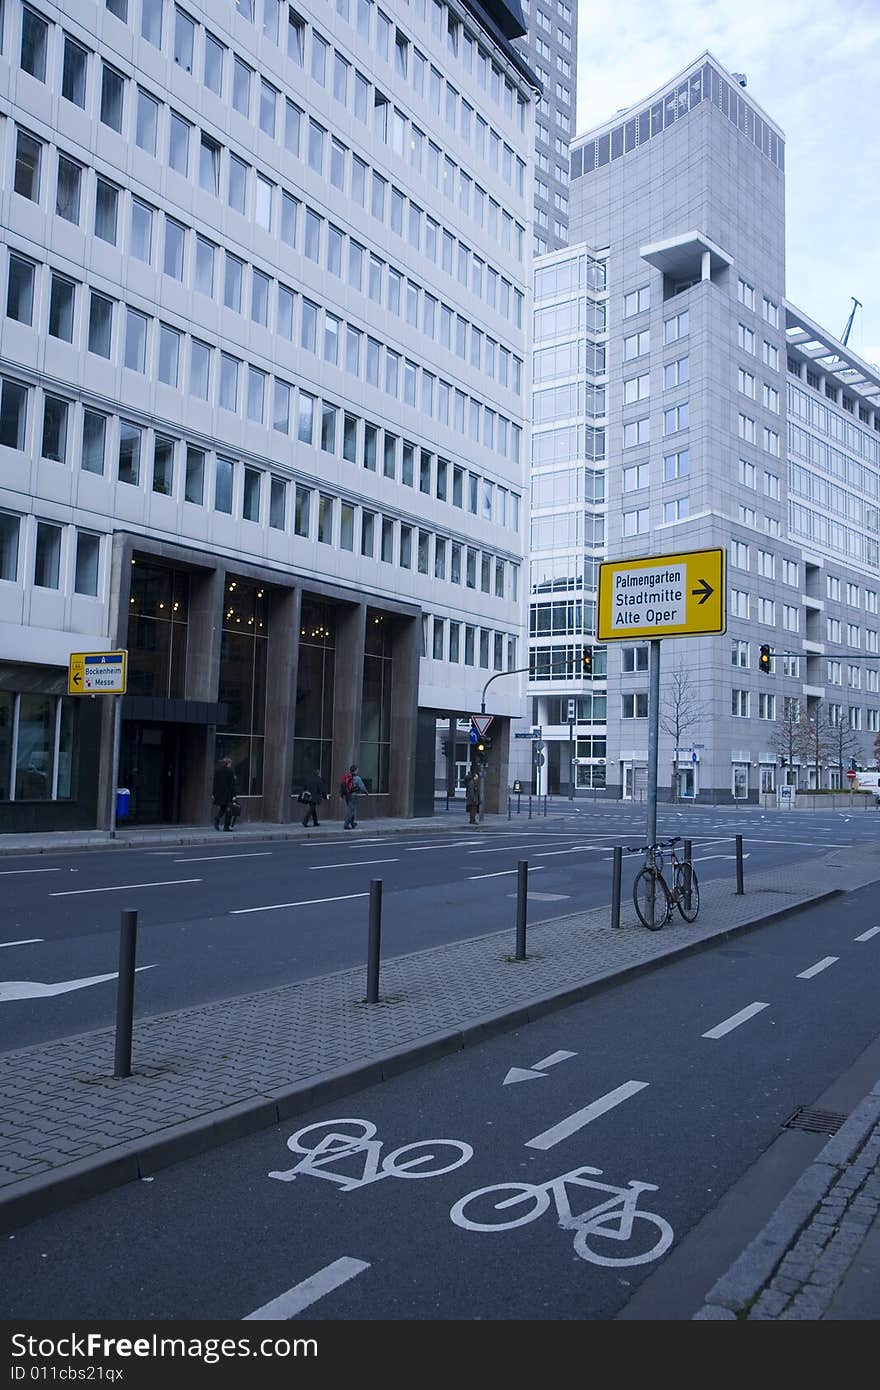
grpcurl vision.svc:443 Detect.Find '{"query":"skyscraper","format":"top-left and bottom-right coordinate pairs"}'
top-left (514, 0), bottom-right (577, 253)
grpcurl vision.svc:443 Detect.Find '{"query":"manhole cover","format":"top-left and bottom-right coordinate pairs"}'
top-left (783, 1106), bottom-right (848, 1135)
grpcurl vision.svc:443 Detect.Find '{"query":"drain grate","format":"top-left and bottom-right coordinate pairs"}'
top-left (783, 1106), bottom-right (848, 1136)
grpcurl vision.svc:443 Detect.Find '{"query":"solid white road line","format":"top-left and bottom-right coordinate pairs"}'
top-left (231, 892), bottom-right (369, 914)
top-left (243, 1257), bottom-right (370, 1320)
top-left (525, 1081), bottom-right (649, 1150)
top-left (468, 867), bottom-right (546, 880)
top-left (0, 938), bottom-right (43, 949)
top-left (702, 1002), bottom-right (770, 1039)
top-left (468, 841), bottom-right (613, 856)
top-left (0, 867), bottom-right (63, 875)
top-left (854, 926), bottom-right (880, 942)
top-left (173, 852), bottom-right (273, 862)
top-left (309, 858), bottom-right (399, 869)
top-left (797, 956), bottom-right (838, 979)
top-left (50, 878), bottom-right (202, 896)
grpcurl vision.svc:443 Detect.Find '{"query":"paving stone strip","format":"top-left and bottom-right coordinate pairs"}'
top-left (1, 844), bottom-right (878, 1227)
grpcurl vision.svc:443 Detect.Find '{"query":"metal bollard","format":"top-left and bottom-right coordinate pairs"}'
top-left (366, 879), bottom-right (383, 1002)
top-left (684, 839), bottom-right (693, 911)
top-left (515, 860), bottom-right (528, 960)
top-left (611, 847), bottom-right (622, 929)
top-left (735, 835), bottom-right (745, 895)
top-left (507, 795), bottom-right (511, 820)
top-left (113, 909), bottom-right (138, 1079)
top-left (543, 795), bottom-right (548, 817)
top-left (528, 795), bottom-right (532, 819)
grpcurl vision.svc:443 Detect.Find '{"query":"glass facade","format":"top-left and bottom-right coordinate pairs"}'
top-left (293, 600), bottom-right (336, 788)
top-left (360, 612), bottom-right (392, 793)
top-left (216, 579), bottom-right (268, 796)
top-left (126, 560), bottom-right (190, 697)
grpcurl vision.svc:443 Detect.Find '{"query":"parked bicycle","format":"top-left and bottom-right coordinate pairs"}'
top-left (628, 836), bottom-right (700, 930)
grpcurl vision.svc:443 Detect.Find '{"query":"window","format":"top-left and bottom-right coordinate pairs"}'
top-left (738, 322), bottom-right (755, 354)
top-left (173, 6), bottom-right (194, 69)
top-left (48, 274), bottom-right (75, 342)
top-left (731, 689), bottom-right (750, 718)
top-left (100, 64), bottom-right (125, 132)
top-left (731, 589), bottom-right (750, 619)
top-left (623, 464), bottom-right (648, 492)
top-left (758, 597), bottom-right (775, 624)
top-left (731, 639), bottom-right (749, 669)
top-left (738, 368), bottom-right (755, 398)
top-left (663, 498), bottom-right (689, 523)
top-left (242, 467), bottom-right (261, 521)
top-left (663, 403), bottom-right (688, 434)
top-left (6, 254), bottom-right (35, 325)
top-left (763, 340), bottom-right (779, 370)
top-left (0, 379), bottom-right (28, 450)
top-left (665, 358), bottom-right (689, 390)
top-left (623, 331), bottom-right (650, 360)
top-left (624, 374), bottom-right (650, 404)
top-left (214, 456), bottom-right (234, 514)
top-left (62, 35), bottom-right (88, 107)
top-left (623, 508), bottom-right (648, 537)
top-left (737, 277), bottom-right (755, 309)
top-left (203, 32), bottom-right (224, 93)
top-left (141, 0), bottom-right (164, 47)
top-left (764, 471), bottom-right (780, 500)
top-left (763, 383), bottom-right (780, 413)
top-left (184, 446), bottom-right (204, 504)
top-left (219, 353), bottom-right (239, 411)
top-left (199, 134), bottom-right (220, 195)
top-left (763, 296), bottom-right (779, 328)
top-left (624, 286), bottom-right (650, 316)
top-left (136, 89), bottom-right (159, 155)
top-left (731, 540), bottom-right (749, 570)
top-left (827, 575), bottom-right (841, 601)
top-left (757, 549), bottom-right (775, 579)
top-left (664, 311), bottom-right (688, 343)
top-left (20, 7), bottom-right (48, 81)
top-left (623, 418), bottom-right (650, 448)
top-left (163, 216), bottom-right (186, 281)
top-left (738, 414), bottom-right (756, 443)
top-left (228, 155), bottom-right (247, 214)
top-left (622, 693), bottom-right (648, 718)
top-left (130, 198), bottom-right (153, 263)
top-left (34, 522), bottom-right (62, 590)
top-left (195, 236), bottom-right (215, 296)
top-left (169, 113), bottom-right (190, 174)
top-left (123, 307), bottom-right (147, 371)
top-left (152, 436), bottom-right (175, 495)
top-left (81, 411), bottom-right (106, 475)
top-left (157, 324), bottom-right (180, 386)
top-left (260, 80), bottom-right (278, 137)
top-left (224, 252), bottom-right (243, 311)
top-left (41, 396), bottom-right (68, 463)
top-left (763, 427), bottom-right (780, 456)
top-left (362, 511), bottom-right (375, 557)
top-left (94, 178), bottom-right (119, 244)
top-left (663, 449), bottom-right (689, 481)
top-left (758, 693), bottom-right (776, 721)
top-left (117, 422), bottom-right (141, 485)
top-left (14, 130), bottom-right (42, 202)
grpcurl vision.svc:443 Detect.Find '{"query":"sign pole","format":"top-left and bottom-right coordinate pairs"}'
top-left (109, 694), bottom-right (122, 839)
top-left (568, 718), bottom-right (574, 800)
top-left (646, 638), bottom-right (661, 862)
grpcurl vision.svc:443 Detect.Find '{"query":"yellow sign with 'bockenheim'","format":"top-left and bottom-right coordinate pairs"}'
top-left (597, 548), bottom-right (726, 641)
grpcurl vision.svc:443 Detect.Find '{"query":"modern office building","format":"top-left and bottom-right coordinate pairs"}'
top-left (514, 0), bottom-right (576, 254)
top-left (0, 0), bottom-right (534, 832)
top-left (528, 52), bottom-right (880, 802)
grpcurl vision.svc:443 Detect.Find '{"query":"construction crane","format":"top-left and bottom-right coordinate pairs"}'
top-left (841, 296), bottom-right (862, 346)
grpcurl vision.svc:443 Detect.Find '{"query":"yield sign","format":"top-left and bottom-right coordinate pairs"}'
top-left (471, 715), bottom-right (494, 737)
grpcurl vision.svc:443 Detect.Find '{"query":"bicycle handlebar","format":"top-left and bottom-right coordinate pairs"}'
top-left (624, 837), bottom-right (681, 853)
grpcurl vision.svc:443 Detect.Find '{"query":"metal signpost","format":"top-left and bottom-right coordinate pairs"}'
top-left (67, 651), bottom-right (128, 836)
top-left (597, 549), bottom-right (726, 915)
top-left (470, 714), bottom-right (494, 824)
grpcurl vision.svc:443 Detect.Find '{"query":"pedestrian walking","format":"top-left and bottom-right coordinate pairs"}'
top-left (300, 768), bottom-right (326, 827)
top-left (212, 756), bottom-right (239, 832)
top-left (340, 764), bottom-right (368, 828)
top-left (465, 769), bottom-right (481, 825)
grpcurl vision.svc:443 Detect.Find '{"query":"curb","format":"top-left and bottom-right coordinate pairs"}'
top-left (695, 1081), bottom-right (880, 1318)
top-left (0, 884), bottom-right (844, 1234)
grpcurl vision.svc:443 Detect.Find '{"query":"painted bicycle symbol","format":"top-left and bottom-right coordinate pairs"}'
top-left (269, 1118), bottom-right (473, 1191)
top-left (450, 1164), bottom-right (673, 1267)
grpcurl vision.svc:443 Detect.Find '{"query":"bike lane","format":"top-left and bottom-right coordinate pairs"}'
top-left (2, 884), bottom-right (879, 1320)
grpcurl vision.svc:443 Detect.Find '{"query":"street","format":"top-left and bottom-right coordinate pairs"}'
top-left (2, 801), bottom-right (876, 1050)
top-left (2, 880), bottom-right (878, 1319)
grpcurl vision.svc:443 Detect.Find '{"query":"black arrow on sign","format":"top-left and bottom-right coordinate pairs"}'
top-left (691, 579), bottom-right (713, 605)
top-left (72, 671), bottom-right (82, 687)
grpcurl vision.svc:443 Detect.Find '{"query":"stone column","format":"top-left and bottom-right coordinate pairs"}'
top-left (180, 565), bottom-right (226, 825)
top-left (328, 601), bottom-right (366, 820)
top-left (96, 534), bottom-right (134, 828)
top-left (483, 717), bottom-right (511, 814)
top-left (262, 585), bottom-right (300, 823)
top-left (388, 614), bottom-right (420, 817)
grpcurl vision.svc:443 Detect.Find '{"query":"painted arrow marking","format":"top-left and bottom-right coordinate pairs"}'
top-left (503, 1049), bottom-right (576, 1085)
top-left (0, 966), bottom-right (155, 1002)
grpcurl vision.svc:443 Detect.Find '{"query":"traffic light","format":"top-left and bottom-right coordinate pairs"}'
top-left (759, 644), bottom-right (772, 674)
top-left (476, 737), bottom-right (492, 763)
top-left (582, 646), bottom-right (593, 673)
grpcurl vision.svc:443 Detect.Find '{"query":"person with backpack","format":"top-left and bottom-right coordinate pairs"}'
top-left (340, 764), bottom-right (368, 828)
top-left (300, 768), bottom-right (326, 828)
top-left (212, 756), bottom-right (239, 832)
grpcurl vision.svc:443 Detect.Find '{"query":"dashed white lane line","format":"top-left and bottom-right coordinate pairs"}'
top-left (702, 1002), bottom-right (770, 1039)
top-left (854, 926), bottom-right (880, 942)
top-left (173, 853), bottom-right (274, 862)
top-left (468, 867), bottom-right (546, 880)
top-left (0, 938), bottom-right (43, 949)
top-left (243, 1257), bottom-right (370, 1320)
top-left (468, 841), bottom-right (614, 856)
top-left (525, 1081), bottom-right (650, 1150)
top-left (0, 867), bottom-right (63, 875)
top-left (231, 892), bottom-right (369, 914)
top-left (797, 956), bottom-right (839, 979)
top-left (309, 859), bottom-right (399, 869)
top-left (50, 879), bottom-right (202, 896)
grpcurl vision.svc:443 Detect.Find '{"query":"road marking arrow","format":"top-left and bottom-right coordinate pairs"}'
top-left (0, 966), bottom-right (155, 1002)
top-left (691, 578), bottom-right (714, 605)
top-left (503, 1049), bottom-right (576, 1085)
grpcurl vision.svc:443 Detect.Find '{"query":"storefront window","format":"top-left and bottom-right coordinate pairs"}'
top-left (15, 694), bottom-right (54, 800)
top-left (217, 579), bottom-right (269, 796)
top-left (293, 601), bottom-right (336, 788)
top-left (0, 693), bottom-right (12, 800)
top-left (127, 559), bottom-right (190, 697)
top-left (360, 612), bottom-right (392, 793)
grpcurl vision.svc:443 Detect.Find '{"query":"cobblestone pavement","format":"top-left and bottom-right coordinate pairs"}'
top-left (695, 1082), bottom-right (880, 1320)
top-left (2, 841), bottom-right (879, 1235)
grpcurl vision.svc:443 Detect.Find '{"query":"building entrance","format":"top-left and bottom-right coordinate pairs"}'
top-left (120, 722), bottom-right (184, 824)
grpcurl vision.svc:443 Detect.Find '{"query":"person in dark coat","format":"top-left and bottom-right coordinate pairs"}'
top-left (301, 769), bottom-right (325, 827)
top-left (212, 757), bottom-right (238, 831)
top-left (465, 770), bottom-right (481, 825)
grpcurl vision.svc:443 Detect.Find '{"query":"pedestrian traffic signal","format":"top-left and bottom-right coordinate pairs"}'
top-left (582, 646), bottom-right (593, 673)
top-left (759, 644), bottom-right (772, 674)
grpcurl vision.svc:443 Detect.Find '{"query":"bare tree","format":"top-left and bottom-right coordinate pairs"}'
top-left (828, 714), bottom-right (860, 784)
top-left (796, 702), bottom-right (832, 791)
top-left (771, 698), bottom-right (801, 784)
top-left (874, 728), bottom-right (880, 769)
top-left (659, 662), bottom-right (708, 800)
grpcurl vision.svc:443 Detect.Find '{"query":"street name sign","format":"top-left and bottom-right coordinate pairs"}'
top-left (68, 650), bottom-right (127, 695)
top-left (597, 548), bottom-right (725, 641)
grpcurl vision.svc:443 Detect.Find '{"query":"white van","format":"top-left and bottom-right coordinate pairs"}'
top-left (853, 771), bottom-right (880, 802)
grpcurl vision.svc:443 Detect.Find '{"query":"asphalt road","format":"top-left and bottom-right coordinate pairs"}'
top-left (3, 883), bottom-right (878, 1320)
top-left (1, 801), bottom-right (876, 1050)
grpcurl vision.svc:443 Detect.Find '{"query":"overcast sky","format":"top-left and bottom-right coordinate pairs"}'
top-left (575, 0), bottom-right (880, 371)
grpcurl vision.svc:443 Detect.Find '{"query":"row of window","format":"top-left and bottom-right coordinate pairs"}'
top-left (737, 414), bottom-right (780, 456)
top-left (788, 383), bottom-right (880, 466)
top-left (731, 640), bottom-right (799, 674)
top-left (622, 403), bottom-right (690, 447)
top-left (424, 616), bottom-right (517, 672)
top-left (788, 501), bottom-right (879, 570)
top-left (0, 690), bottom-right (76, 802)
top-left (825, 660), bottom-right (880, 688)
top-left (825, 576), bottom-right (880, 612)
top-left (737, 370), bottom-right (780, 413)
top-left (788, 423), bottom-right (880, 504)
top-left (789, 464), bottom-right (879, 537)
top-left (736, 277), bottom-right (780, 327)
top-left (729, 542), bottom-right (796, 580)
top-left (788, 357), bottom-right (879, 431)
top-left (0, 379), bottom-right (522, 557)
top-left (0, 511), bottom-right (102, 596)
top-left (730, 690), bottom-right (878, 729)
top-left (825, 618), bottom-right (879, 651)
top-left (2, 247), bottom-right (523, 473)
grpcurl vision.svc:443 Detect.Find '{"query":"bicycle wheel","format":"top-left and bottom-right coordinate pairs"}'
top-left (573, 1210), bottom-right (674, 1267)
top-left (674, 864), bottom-right (700, 922)
top-left (633, 867), bottom-right (671, 930)
top-left (450, 1182), bottom-right (549, 1232)
top-left (285, 1118), bottom-right (376, 1156)
top-left (384, 1139), bottom-right (473, 1179)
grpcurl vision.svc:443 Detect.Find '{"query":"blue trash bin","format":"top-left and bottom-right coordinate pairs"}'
top-left (116, 787), bottom-right (131, 821)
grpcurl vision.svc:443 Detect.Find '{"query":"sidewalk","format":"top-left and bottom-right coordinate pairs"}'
top-left (2, 839), bottom-right (879, 1251)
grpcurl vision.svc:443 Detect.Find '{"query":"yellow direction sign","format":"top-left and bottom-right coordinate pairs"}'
top-left (597, 548), bottom-right (726, 641)
top-left (68, 650), bottom-right (128, 695)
